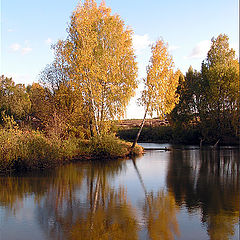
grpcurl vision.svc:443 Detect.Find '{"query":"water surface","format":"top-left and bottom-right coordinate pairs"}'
top-left (0, 143), bottom-right (239, 240)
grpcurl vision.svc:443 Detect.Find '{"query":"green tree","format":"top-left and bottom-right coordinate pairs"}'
top-left (170, 34), bottom-right (239, 143)
top-left (0, 75), bottom-right (31, 122)
top-left (201, 34), bottom-right (239, 139)
top-left (170, 66), bottom-right (202, 128)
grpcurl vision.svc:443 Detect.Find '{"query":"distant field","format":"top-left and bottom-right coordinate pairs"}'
top-left (116, 118), bottom-right (169, 129)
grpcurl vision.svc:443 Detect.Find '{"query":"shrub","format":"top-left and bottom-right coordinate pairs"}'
top-left (0, 128), bottom-right (143, 173)
top-left (0, 129), bottom-right (63, 172)
top-left (15, 131), bottom-right (62, 170)
top-left (90, 134), bottom-right (142, 158)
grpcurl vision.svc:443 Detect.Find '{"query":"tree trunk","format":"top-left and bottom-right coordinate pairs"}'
top-left (131, 107), bottom-right (148, 150)
top-left (91, 98), bottom-right (100, 136)
top-left (89, 119), bottom-right (94, 137)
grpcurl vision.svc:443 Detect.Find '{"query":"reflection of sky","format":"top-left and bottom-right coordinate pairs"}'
top-left (0, 196), bottom-right (47, 240)
top-left (176, 210), bottom-right (208, 240)
top-left (138, 142), bottom-right (172, 149)
top-left (112, 150), bottom-right (170, 205)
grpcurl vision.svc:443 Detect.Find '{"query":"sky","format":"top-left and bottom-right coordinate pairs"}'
top-left (1, 0), bottom-right (239, 119)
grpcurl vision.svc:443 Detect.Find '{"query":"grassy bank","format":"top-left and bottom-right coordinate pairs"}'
top-left (0, 128), bottom-right (143, 174)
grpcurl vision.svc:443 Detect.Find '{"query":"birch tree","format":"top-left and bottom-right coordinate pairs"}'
top-left (54, 0), bottom-right (138, 136)
top-left (132, 39), bottom-right (180, 149)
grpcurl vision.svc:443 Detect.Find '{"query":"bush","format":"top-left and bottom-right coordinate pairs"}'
top-left (0, 128), bottom-right (19, 172)
top-left (0, 129), bottom-right (63, 172)
top-left (90, 134), bottom-right (143, 158)
top-left (16, 131), bottom-right (62, 169)
top-left (0, 122), bottom-right (143, 173)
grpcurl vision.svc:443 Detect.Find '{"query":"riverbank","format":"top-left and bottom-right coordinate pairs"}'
top-left (0, 128), bottom-right (143, 174)
top-left (117, 126), bottom-right (240, 146)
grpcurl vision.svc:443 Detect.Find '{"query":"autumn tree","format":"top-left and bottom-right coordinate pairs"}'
top-left (28, 83), bottom-right (53, 123)
top-left (51, 0), bottom-right (138, 136)
top-left (0, 75), bottom-right (31, 122)
top-left (131, 39), bottom-right (180, 149)
top-left (39, 60), bottom-right (68, 94)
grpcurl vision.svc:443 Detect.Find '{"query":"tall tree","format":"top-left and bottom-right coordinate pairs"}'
top-left (201, 34), bottom-right (239, 139)
top-left (132, 39), bottom-right (180, 149)
top-left (170, 66), bottom-right (202, 129)
top-left (170, 34), bottom-right (239, 143)
top-left (52, 0), bottom-right (138, 136)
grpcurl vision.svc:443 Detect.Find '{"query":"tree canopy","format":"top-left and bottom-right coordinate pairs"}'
top-left (132, 39), bottom-right (180, 149)
top-left (140, 39), bottom-right (180, 117)
top-left (0, 75), bottom-right (31, 122)
top-left (170, 34), bottom-right (239, 143)
top-left (47, 0), bottom-right (138, 136)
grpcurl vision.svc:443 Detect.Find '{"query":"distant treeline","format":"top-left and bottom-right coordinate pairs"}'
top-left (117, 126), bottom-right (239, 145)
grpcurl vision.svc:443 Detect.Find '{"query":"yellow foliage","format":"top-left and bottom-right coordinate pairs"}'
top-left (53, 0), bottom-right (138, 135)
top-left (140, 39), bottom-right (180, 118)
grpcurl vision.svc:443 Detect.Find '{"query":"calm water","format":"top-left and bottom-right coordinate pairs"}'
top-left (0, 143), bottom-right (239, 240)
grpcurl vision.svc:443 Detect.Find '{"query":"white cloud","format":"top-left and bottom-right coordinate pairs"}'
top-left (10, 43), bottom-right (21, 51)
top-left (45, 38), bottom-right (53, 45)
top-left (9, 42), bottom-right (32, 55)
top-left (7, 29), bottom-right (14, 32)
top-left (133, 34), bottom-right (152, 54)
top-left (21, 47), bottom-right (32, 55)
top-left (168, 45), bottom-right (180, 52)
top-left (24, 40), bottom-right (30, 45)
top-left (187, 40), bottom-right (211, 59)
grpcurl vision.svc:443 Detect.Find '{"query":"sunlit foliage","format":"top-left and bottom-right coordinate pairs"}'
top-left (0, 75), bottom-right (31, 122)
top-left (49, 0), bottom-right (138, 136)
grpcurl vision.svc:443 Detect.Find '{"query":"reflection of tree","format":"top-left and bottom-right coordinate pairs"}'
top-left (142, 191), bottom-right (180, 240)
top-left (132, 159), bottom-right (179, 240)
top-left (36, 160), bottom-right (138, 240)
top-left (0, 171), bottom-right (52, 211)
top-left (207, 210), bottom-right (239, 240)
top-left (167, 149), bottom-right (240, 240)
top-left (0, 164), bottom-right (84, 212)
top-left (70, 189), bottom-right (138, 240)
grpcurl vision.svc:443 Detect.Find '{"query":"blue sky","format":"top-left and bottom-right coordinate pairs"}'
top-left (1, 0), bottom-right (239, 119)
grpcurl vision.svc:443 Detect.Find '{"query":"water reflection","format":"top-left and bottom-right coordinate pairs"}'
top-left (35, 160), bottom-right (139, 240)
top-left (132, 158), bottom-right (180, 240)
top-left (0, 147), bottom-right (239, 240)
top-left (167, 149), bottom-right (240, 240)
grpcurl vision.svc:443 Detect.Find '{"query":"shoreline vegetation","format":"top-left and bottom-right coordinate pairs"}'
top-left (0, 125), bottom-right (143, 174)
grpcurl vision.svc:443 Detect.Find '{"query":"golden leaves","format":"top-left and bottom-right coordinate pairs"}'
top-left (140, 39), bottom-right (180, 118)
top-left (54, 0), bottom-right (138, 134)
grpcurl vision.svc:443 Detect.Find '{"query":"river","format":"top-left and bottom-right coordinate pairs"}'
top-left (0, 143), bottom-right (239, 240)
